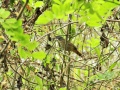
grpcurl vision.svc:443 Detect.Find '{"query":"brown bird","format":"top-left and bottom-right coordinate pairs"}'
top-left (56, 36), bottom-right (83, 57)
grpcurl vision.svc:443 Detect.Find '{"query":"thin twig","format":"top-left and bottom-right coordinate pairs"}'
top-left (37, 21), bottom-right (78, 41)
top-left (17, 0), bottom-right (29, 20)
top-left (107, 19), bottom-right (120, 22)
top-left (66, 14), bottom-right (72, 90)
top-left (7, 58), bottom-right (38, 85)
top-left (0, 40), bottom-right (10, 57)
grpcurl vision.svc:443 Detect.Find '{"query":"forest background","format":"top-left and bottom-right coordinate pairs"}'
top-left (0, 0), bottom-right (120, 90)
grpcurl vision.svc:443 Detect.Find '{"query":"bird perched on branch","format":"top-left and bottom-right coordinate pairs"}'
top-left (56, 36), bottom-right (83, 57)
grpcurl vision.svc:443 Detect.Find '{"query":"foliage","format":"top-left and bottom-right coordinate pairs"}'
top-left (0, 0), bottom-right (120, 90)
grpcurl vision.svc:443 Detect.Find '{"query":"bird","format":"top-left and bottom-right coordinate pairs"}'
top-left (56, 36), bottom-right (83, 57)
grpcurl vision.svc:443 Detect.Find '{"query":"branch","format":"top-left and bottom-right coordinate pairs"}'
top-left (28, 4), bottom-right (49, 25)
top-left (37, 21), bottom-right (78, 41)
top-left (66, 14), bottom-right (72, 90)
top-left (107, 19), bottom-right (120, 22)
top-left (0, 40), bottom-right (10, 57)
top-left (17, 0), bottom-right (29, 20)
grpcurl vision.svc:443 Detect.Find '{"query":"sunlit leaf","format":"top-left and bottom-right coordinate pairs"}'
top-left (97, 71), bottom-right (115, 80)
top-left (2, 11), bottom-right (10, 19)
top-left (87, 38), bottom-right (100, 48)
top-left (79, 0), bottom-right (120, 27)
top-left (36, 15), bottom-right (51, 24)
top-left (18, 46), bottom-right (31, 59)
top-left (5, 18), bottom-right (17, 24)
top-left (35, 76), bottom-right (43, 89)
top-left (32, 51), bottom-right (46, 60)
top-left (53, 0), bottom-right (62, 4)
top-left (44, 11), bottom-right (54, 20)
top-left (2, 23), bottom-right (10, 29)
top-left (26, 41), bottom-right (39, 51)
top-left (52, 4), bottom-right (64, 19)
top-left (108, 62), bottom-right (117, 71)
top-left (0, 8), bottom-right (10, 19)
top-left (35, 1), bottom-right (44, 7)
top-left (59, 87), bottom-right (66, 90)
top-left (15, 19), bottom-right (22, 26)
top-left (0, 19), bottom-right (4, 23)
top-left (14, 34), bottom-right (30, 44)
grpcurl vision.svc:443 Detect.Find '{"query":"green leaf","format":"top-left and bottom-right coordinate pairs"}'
top-left (73, 0), bottom-right (83, 10)
top-left (87, 37), bottom-right (100, 56)
top-left (5, 29), bottom-right (15, 38)
top-left (35, 85), bottom-right (41, 90)
top-left (44, 11), bottom-right (54, 20)
top-left (11, 19), bottom-right (22, 28)
top-left (79, 0), bottom-right (120, 27)
top-left (0, 8), bottom-right (5, 15)
top-left (73, 69), bottom-right (80, 79)
top-left (19, 34), bottom-right (30, 45)
top-left (63, 0), bottom-right (74, 14)
top-left (89, 75), bottom-right (97, 81)
top-left (84, 70), bottom-right (88, 76)
top-left (2, 23), bottom-right (10, 29)
top-left (97, 71), bottom-right (115, 80)
top-left (5, 18), bottom-right (17, 24)
top-left (11, 20), bottom-right (23, 28)
top-left (0, 8), bottom-right (10, 19)
top-left (52, 4), bottom-right (64, 19)
top-left (52, 4), bottom-right (59, 15)
top-left (108, 62), bottom-right (117, 71)
top-left (26, 41), bottom-right (39, 51)
top-left (18, 46), bottom-right (31, 59)
top-left (0, 37), bottom-right (4, 43)
top-left (71, 27), bottom-right (76, 36)
top-left (10, 33), bottom-right (30, 44)
top-left (29, 0), bottom-right (33, 4)
top-left (35, 1), bottom-right (44, 8)
top-left (87, 38), bottom-right (100, 48)
top-left (36, 15), bottom-right (51, 24)
top-left (95, 48), bottom-right (101, 57)
top-left (32, 51), bottom-right (46, 60)
top-left (59, 87), bottom-right (66, 90)
top-left (35, 76), bottom-right (43, 89)
top-left (14, 27), bottom-right (23, 33)
top-left (0, 19), bottom-right (4, 23)
top-left (3, 19), bottom-right (22, 29)
top-left (15, 19), bottom-right (22, 26)
top-left (53, 0), bottom-right (62, 5)
top-left (10, 24), bottom-right (19, 29)
top-left (2, 11), bottom-right (10, 19)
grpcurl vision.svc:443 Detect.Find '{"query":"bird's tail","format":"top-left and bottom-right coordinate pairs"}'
top-left (73, 49), bottom-right (83, 57)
